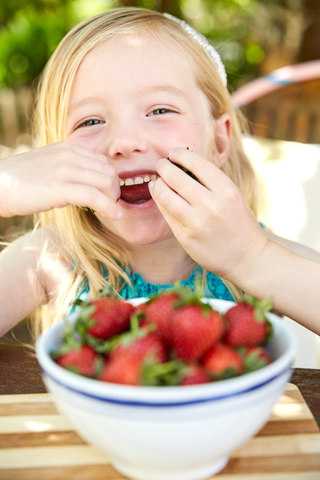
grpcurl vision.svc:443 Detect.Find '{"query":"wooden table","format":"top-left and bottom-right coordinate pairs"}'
top-left (1, 343), bottom-right (320, 479)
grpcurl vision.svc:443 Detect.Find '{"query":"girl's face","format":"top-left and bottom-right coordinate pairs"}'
top-left (67, 34), bottom-right (220, 246)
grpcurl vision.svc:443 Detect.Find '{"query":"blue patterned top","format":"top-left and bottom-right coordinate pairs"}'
top-left (76, 264), bottom-right (233, 303)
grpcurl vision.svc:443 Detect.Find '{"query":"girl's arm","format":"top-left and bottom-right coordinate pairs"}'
top-left (228, 237), bottom-right (320, 335)
top-left (264, 229), bottom-right (320, 262)
top-left (0, 227), bottom-right (72, 337)
top-left (150, 148), bottom-right (320, 335)
top-left (0, 142), bottom-right (121, 336)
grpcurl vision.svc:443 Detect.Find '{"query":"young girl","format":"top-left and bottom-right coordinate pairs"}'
top-left (0, 7), bottom-right (319, 339)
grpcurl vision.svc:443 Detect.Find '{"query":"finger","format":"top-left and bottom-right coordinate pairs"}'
top-left (156, 157), bottom-right (212, 209)
top-left (168, 147), bottom-right (229, 192)
top-left (55, 142), bottom-right (117, 178)
top-left (149, 177), bottom-right (192, 224)
top-left (58, 184), bottom-right (122, 220)
top-left (156, 158), bottom-right (197, 202)
top-left (66, 142), bottom-right (107, 163)
top-left (57, 164), bottom-right (120, 202)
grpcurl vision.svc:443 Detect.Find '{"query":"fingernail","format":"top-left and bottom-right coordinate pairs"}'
top-left (148, 180), bottom-right (154, 192)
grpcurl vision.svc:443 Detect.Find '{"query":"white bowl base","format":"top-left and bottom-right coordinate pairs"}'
top-left (111, 455), bottom-right (229, 480)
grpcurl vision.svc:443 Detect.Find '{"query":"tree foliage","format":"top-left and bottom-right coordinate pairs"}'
top-left (0, 0), bottom-right (316, 90)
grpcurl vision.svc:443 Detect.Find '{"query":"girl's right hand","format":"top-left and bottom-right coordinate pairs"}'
top-left (0, 142), bottom-right (121, 219)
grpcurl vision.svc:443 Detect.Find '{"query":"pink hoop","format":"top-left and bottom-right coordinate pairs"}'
top-left (231, 60), bottom-right (320, 107)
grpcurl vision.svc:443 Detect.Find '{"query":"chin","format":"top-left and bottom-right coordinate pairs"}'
top-left (98, 211), bottom-right (172, 247)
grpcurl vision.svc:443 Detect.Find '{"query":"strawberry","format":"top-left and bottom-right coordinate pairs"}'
top-left (144, 292), bottom-right (180, 344)
top-left (240, 345), bottom-right (273, 373)
top-left (111, 332), bottom-right (168, 363)
top-left (134, 302), bottom-right (149, 317)
top-left (171, 303), bottom-right (225, 361)
top-left (202, 343), bottom-right (243, 380)
top-left (224, 295), bottom-right (273, 347)
top-left (179, 364), bottom-right (211, 386)
top-left (99, 351), bottom-right (145, 385)
top-left (85, 298), bottom-right (134, 340)
top-left (56, 345), bottom-right (100, 377)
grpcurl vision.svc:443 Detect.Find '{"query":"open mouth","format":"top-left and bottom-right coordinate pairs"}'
top-left (119, 174), bottom-right (159, 205)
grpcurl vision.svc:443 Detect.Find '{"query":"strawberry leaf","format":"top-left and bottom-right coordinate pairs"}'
top-left (141, 360), bottom-right (185, 386)
top-left (243, 294), bottom-right (273, 323)
top-left (209, 367), bottom-right (239, 381)
top-left (97, 283), bottom-right (118, 299)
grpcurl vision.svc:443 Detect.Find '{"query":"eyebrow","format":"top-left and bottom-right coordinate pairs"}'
top-left (68, 85), bottom-right (188, 114)
top-left (143, 85), bottom-right (188, 100)
top-left (68, 97), bottom-right (103, 115)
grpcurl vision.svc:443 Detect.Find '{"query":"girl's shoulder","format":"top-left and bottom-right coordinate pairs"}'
top-left (0, 226), bottom-right (73, 323)
top-left (11, 225), bottom-right (65, 253)
top-left (4, 225), bottom-right (73, 283)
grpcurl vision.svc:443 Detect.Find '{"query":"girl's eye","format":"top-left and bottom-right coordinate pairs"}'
top-left (149, 108), bottom-right (171, 116)
top-left (78, 119), bottom-right (103, 128)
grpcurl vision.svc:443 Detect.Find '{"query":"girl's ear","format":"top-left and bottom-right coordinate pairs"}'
top-left (214, 113), bottom-right (231, 167)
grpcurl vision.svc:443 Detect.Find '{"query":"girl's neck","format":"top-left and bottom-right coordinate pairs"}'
top-left (127, 240), bottom-right (197, 285)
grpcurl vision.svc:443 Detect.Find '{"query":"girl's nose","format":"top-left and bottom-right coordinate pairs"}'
top-left (107, 120), bottom-right (149, 159)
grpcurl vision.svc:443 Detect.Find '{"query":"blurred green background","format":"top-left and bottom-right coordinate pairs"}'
top-left (1, 0), bottom-right (319, 92)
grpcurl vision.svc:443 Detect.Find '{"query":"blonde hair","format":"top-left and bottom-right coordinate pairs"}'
top-left (33, 7), bottom-right (257, 331)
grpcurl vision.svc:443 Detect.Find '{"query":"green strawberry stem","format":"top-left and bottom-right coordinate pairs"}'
top-left (141, 359), bottom-right (185, 386)
top-left (243, 294), bottom-right (273, 322)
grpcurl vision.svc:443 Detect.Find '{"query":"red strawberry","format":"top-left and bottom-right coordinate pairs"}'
top-left (179, 364), bottom-right (211, 386)
top-left (56, 345), bottom-right (99, 377)
top-left (144, 292), bottom-right (180, 344)
top-left (101, 331), bottom-right (168, 385)
top-left (86, 298), bottom-right (134, 340)
top-left (100, 351), bottom-right (145, 385)
top-left (202, 343), bottom-right (243, 379)
top-left (134, 302), bottom-right (149, 317)
top-left (111, 332), bottom-right (168, 363)
top-left (224, 295), bottom-right (272, 346)
top-left (241, 345), bottom-right (273, 373)
top-left (171, 303), bottom-right (224, 361)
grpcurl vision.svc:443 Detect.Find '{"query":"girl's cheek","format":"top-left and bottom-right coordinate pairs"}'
top-left (69, 132), bottom-right (106, 153)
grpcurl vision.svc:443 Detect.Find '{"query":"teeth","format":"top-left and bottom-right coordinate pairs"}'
top-left (120, 174), bottom-right (158, 186)
top-left (134, 177), bottom-right (143, 185)
top-left (124, 178), bottom-right (134, 186)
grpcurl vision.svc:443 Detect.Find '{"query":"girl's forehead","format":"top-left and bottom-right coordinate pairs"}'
top-left (82, 32), bottom-right (193, 71)
top-left (72, 35), bottom-right (199, 100)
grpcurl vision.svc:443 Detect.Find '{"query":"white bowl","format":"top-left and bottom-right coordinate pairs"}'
top-left (36, 299), bottom-right (297, 480)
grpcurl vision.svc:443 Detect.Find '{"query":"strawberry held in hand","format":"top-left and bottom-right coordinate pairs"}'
top-left (224, 295), bottom-right (273, 347)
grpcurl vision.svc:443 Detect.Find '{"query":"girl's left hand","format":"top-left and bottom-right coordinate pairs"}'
top-left (149, 148), bottom-right (269, 283)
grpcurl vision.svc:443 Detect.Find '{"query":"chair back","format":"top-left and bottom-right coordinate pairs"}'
top-left (232, 61), bottom-right (320, 144)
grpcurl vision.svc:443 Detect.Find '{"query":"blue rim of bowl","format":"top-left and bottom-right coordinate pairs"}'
top-left (41, 362), bottom-right (293, 408)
